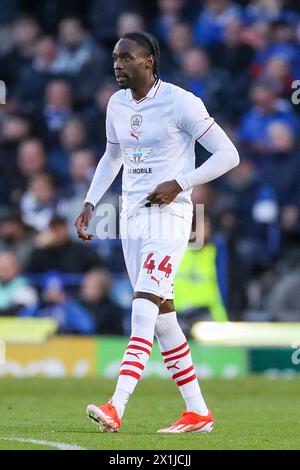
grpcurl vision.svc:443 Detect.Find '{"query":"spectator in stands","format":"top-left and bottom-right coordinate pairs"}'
top-left (79, 268), bottom-right (125, 335)
top-left (194, 0), bottom-right (242, 47)
top-left (47, 116), bottom-right (97, 184)
top-left (15, 35), bottom-right (61, 110)
top-left (153, 0), bottom-right (187, 41)
top-left (0, 113), bottom-right (32, 205)
top-left (217, 157), bottom-right (281, 275)
top-left (208, 19), bottom-right (255, 119)
top-left (69, 149), bottom-right (96, 197)
top-left (213, 203), bottom-right (248, 320)
top-left (31, 35), bottom-right (59, 72)
top-left (83, 79), bottom-right (118, 151)
top-left (252, 19), bottom-right (300, 79)
top-left (88, 0), bottom-right (144, 45)
top-left (64, 149), bottom-right (98, 239)
top-left (0, 210), bottom-right (35, 268)
top-left (116, 12), bottom-right (145, 37)
top-left (209, 19), bottom-right (255, 76)
top-left (0, 112), bottom-right (32, 145)
top-left (57, 116), bottom-right (88, 150)
top-left (12, 138), bottom-right (47, 203)
top-left (162, 22), bottom-right (195, 75)
top-left (20, 172), bottom-right (62, 232)
top-left (190, 184), bottom-right (217, 220)
top-left (0, 16), bottom-right (40, 90)
top-left (55, 17), bottom-right (109, 106)
top-left (267, 262), bottom-right (300, 321)
top-left (281, 205), bottom-right (300, 251)
top-left (258, 122), bottom-right (300, 208)
top-left (216, 158), bottom-right (266, 241)
top-left (55, 17), bottom-right (106, 75)
top-left (260, 55), bottom-right (293, 99)
top-left (238, 79), bottom-right (299, 155)
top-left (173, 47), bottom-right (231, 120)
top-left (0, 250), bottom-right (37, 316)
top-left (21, 271), bottom-right (95, 334)
top-left (26, 215), bottom-right (103, 274)
top-left (12, 15), bottom-right (40, 60)
top-left (42, 79), bottom-right (73, 146)
top-left (215, 136), bottom-right (282, 313)
top-left (245, 0), bottom-right (282, 23)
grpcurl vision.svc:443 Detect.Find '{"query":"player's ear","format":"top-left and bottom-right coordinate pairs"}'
top-left (145, 54), bottom-right (154, 70)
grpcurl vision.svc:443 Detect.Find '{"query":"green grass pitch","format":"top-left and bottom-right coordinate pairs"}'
top-left (0, 377), bottom-right (299, 450)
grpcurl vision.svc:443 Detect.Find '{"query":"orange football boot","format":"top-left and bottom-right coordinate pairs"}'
top-left (157, 410), bottom-right (214, 433)
top-left (86, 400), bottom-right (122, 432)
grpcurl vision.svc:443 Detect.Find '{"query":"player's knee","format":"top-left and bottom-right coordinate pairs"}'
top-left (159, 299), bottom-right (175, 314)
top-left (133, 291), bottom-right (162, 307)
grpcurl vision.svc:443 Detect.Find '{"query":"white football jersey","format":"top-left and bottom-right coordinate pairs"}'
top-left (106, 79), bottom-right (215, 215)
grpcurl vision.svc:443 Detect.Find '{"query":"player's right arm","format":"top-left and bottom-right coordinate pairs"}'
top-left (75, 141), bottom-right (122, 240)
top-left (75, 98), bottom-right (122, 241)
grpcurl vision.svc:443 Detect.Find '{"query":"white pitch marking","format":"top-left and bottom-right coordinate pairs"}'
top-left (0, 437), bottom-right (85, 450)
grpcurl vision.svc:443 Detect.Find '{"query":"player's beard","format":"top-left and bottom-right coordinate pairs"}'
top-left (117, 82), bottom-right (128, 89)
top-left (115, 75), bottom-right (129, 89)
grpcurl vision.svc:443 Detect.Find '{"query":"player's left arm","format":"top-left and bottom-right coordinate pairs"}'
top-left (175, 122), bottom-right (240, 192)
top-left (147, 91), bottom-right (239, 205)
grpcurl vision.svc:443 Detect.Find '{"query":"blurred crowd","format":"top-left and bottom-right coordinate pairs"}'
top-left (1, 0), bottom-right (300, 332)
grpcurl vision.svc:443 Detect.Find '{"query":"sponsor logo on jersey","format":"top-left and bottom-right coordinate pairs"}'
top-left (122, 146), bottom-right (153, 164)
top-left (123, 146), bottom-right (153, 175)
top-left (130, 131), bottom-right (140, 142)
top-left (150, 275), bottom-right (163, 287)
top-left (127, 168), bottom-right (152, 174)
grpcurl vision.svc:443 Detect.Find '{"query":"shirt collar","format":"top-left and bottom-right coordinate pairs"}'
top-left (128, 79), bottom-right (162, 102)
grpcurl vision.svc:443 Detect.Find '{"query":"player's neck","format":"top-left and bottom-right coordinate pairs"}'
top-left (131, 76), bottom-right (155, 101)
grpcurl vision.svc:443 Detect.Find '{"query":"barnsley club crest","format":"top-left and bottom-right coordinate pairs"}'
top-left (131, 114), bottom-right (142, 130)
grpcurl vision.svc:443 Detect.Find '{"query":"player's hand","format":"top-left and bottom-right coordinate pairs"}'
top-left (147, 180), bottom-right (182, 206)
top-left (75, 203), bottom-right (94, 241)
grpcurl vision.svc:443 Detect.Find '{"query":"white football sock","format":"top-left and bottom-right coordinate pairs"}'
top-left (112, 298), bottom-right (159, 418)
top-left (155, 311), bottom-right (209, 416)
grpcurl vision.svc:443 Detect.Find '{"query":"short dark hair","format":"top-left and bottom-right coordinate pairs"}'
top-left (121, 31), bottom-right (160, 84)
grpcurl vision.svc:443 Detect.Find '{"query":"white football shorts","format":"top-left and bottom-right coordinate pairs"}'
top-left (120, 204), bottom-right (192, 301)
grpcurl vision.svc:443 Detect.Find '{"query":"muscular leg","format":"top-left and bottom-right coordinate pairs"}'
top-left (159, 299), bottom-right (175, 314)
top-left (111, 290), bottom-right (161, 419)
top-left (133, 291), bottom-right (163, 307)
top-left (133, 292), bottom-right (174, 313)
top-left (154, 298), bottom-right (209, 416)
